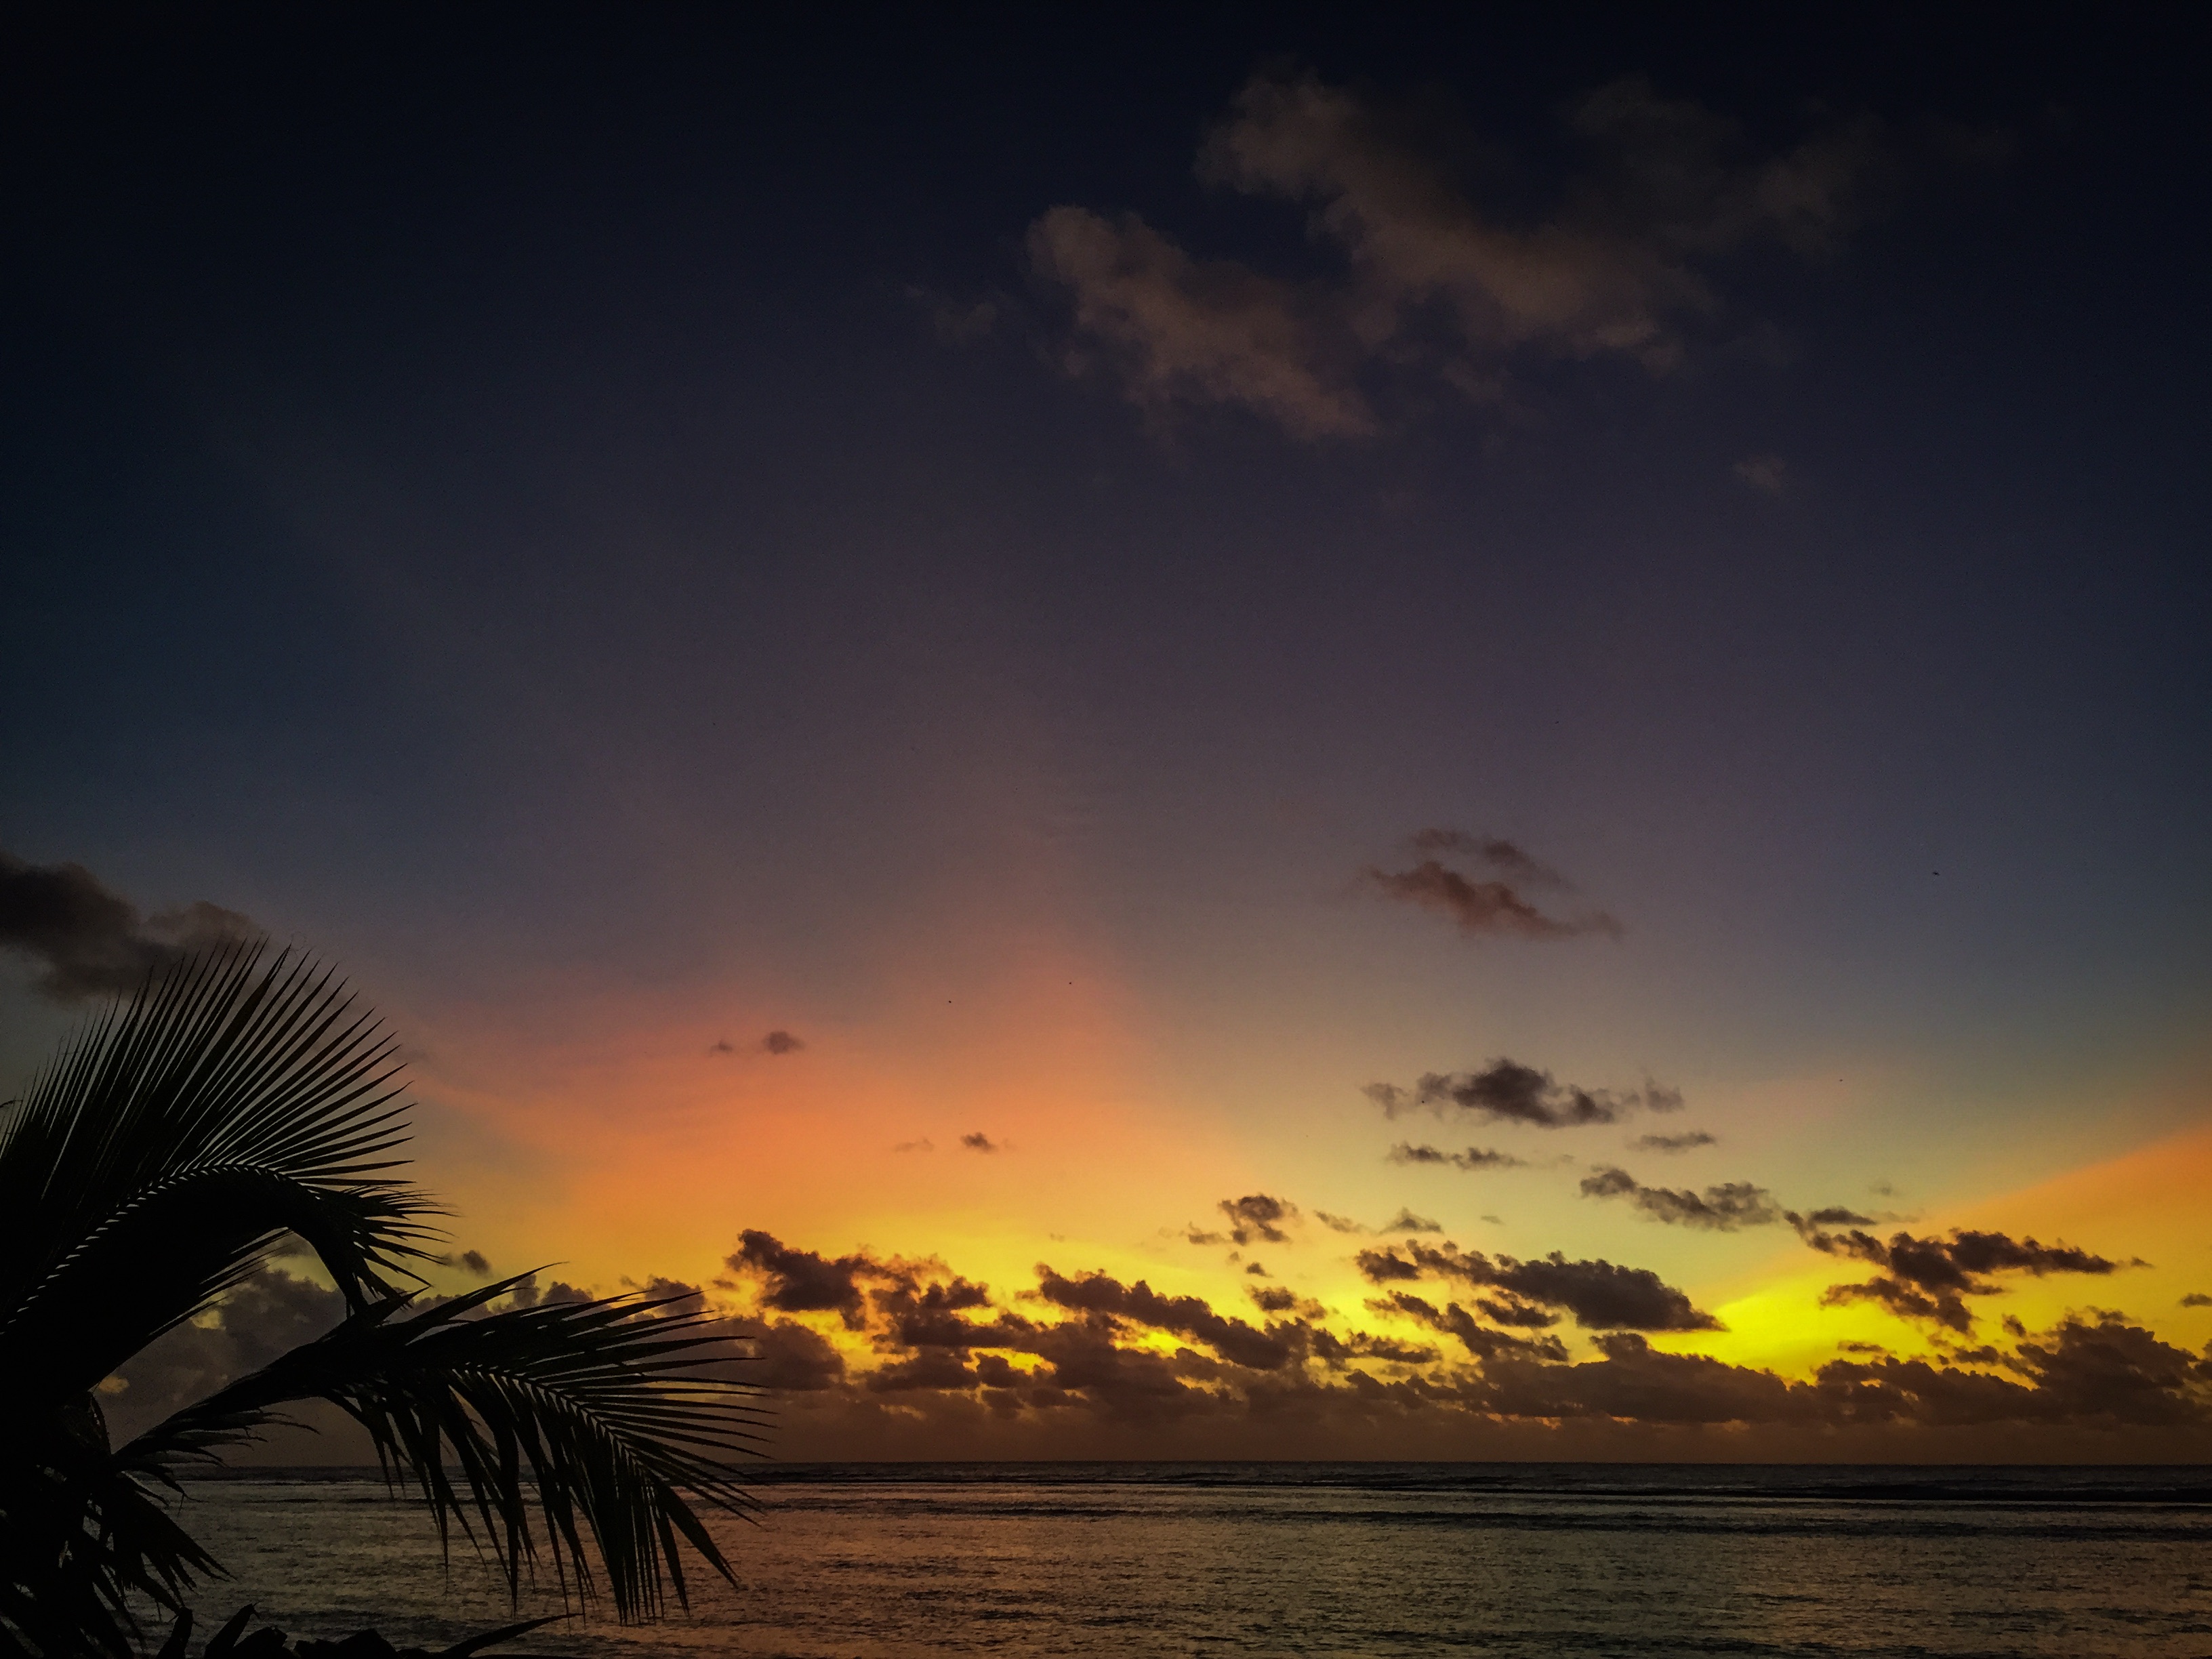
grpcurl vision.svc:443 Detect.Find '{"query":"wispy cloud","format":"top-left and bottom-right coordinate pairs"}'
top-left (1031, 70), bottom-right (1884, 439)
top-left (1734, 454), bottom-right (1790, 494)
top-left (1580, 1166), bottom-right (1786, 1231)
top-left (1355, 1239), bottom-right (1721, 1332)
top-left (1389, 1142), bottom-right (1526, 1170)
top-left (1801, 1222), bottom-right (2134, 1334)
top-left (1633, 1130), bottom-right (1717, 1154)
top-left (1366, 1059), bottom-right (1680, 1129)
top-left (1364, 830), bottom-right (1618, 941)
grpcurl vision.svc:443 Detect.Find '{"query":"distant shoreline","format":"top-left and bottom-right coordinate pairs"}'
top-left (176, 1459), bottom-right (2212, 1504)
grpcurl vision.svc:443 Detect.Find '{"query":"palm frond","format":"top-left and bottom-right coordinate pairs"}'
top-left (119, 1277), bottom-right (768, 1623)
top-left (0, 1392), bottom-right (218, 1659)
top-left (0, 946), bottom-right (439, 1415)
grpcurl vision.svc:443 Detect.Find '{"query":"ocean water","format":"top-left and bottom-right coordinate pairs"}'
top-left (169, 1464), bottom-right (2212, 1658)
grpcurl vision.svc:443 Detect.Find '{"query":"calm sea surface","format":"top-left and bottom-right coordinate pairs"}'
top-left (171, 1464), bottom-right (2212, 1658)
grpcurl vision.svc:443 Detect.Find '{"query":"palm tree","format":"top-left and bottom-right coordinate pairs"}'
top-left (0, 947), bottom-right (765, 1658)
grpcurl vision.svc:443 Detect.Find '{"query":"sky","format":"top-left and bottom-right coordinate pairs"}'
top-left (3, 7), bottom-right (2210, 1461)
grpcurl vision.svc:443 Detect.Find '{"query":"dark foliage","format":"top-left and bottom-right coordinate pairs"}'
top-left (0, 949), bottom-right (766, 1658)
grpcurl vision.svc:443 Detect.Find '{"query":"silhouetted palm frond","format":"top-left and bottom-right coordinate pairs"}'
top-left (119, 1278), bottom-right (766, 1622)
top-left (0, 950), bottom-right (767, 1656)
top-left (0, 945), bottom-right (438, 1415)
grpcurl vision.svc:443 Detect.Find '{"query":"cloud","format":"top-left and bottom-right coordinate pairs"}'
top-left (1580, 1166), bottom-right (1785, 1231)
top-left (1248, 1286), bottom-right (1326, 1318)
top-left (2184, 1293), bottom-right (2212, 1309)
top-left (104, 1267), bottom-right (347, 1443)
top-left (1368, 1059), bottom-right (1679, 1129)
top-left (1032, 70), bottom-right (1883, 439)
top-left (1035, 1267), bottom-right (1298, 1370)
top-left (1820, 1314), bottom-right (2212, 1429)
top-left (726, 1230), bottom-right (886, 1328)
top-left (1406, 830), bottom-right (1566, 887)
top-left (1380, 1209), bottom-right (1442, 1233)
top-left (1365, 860), bottom-right (1620, 941)
top-left (1374, 1291), bottom-right (1568, 1362)
top-left (696, 1225), bottom-right (2211, 1448)
top-left (1026, 206), bottom-right (1376, 439)
top-left (761, 1029), bottom-right (805, 1055)
top-left (1483, 1331), bottom-right (1818, 1425)
top-left (1389, 1142), bottom-right (1525, 1170)
top-left (501, 1272), bottom-right (594, 1310)
top-left (708, 1039), bottom-right (735, 1055)
top-left (1217, 1194), bottom-right (1297, 1246)
top-left (1633, 1131), bottom-right (1717, 1153)
top-left (1734, 454), bottom-right (1790, 494)
top-left (457, 1250), bottom-right (491, 1276)
top-left (742, 1318), bottom-right (848, 1392)
top-left (1799, 1222), bottom-right (2131, 1333)
top-left (0, 849), bottom-right (262, 1002)
top-left (960, 1132), bottom-right (1000, 1153)
top-left (893, 1138), bottom-right (935, 1153)
top-left (1355, 1240), bottom-right (1720, 1332)
top-left (1308, 1325), bottom-right (1444, 1369)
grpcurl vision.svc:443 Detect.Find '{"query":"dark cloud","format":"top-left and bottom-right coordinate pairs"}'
top-left (743, 1319), bottom-right (847, 1392)
top-left (458, 1250), bottom-right (491, 1276)
top-left (1373, 1291), bottom-right (1568, 1362)
top-left (704, 1226), bottom-right (2210, 1447)
top-left (869, 1269), bottom-right (997, 1351)
top-left (1355, 1240), bottom-right (1719, 1332)
top-left (893, 1137), bottom-right (935, 1153)
top-left (1380, 1208), bottom-right (1442, 1234)
top-left (1580, 1166), bottom-right (1784, 1231)
top-left (1313, 1212), bottom-right (1366, 1234)
top-left (0, 848), bottom-right (262, 1003)
top-left (726, 1229), bottom-right (886, 1328)
top-left (501, 1272), bottom-right (594, 1310)
top-left (1365, 859), bottom-right (1620, 941)
top-left (1217, 1193), bottom-right (1296, 1245)
top-left (1633, 1131), bottom-right (1717, 1154)
top-left (762, 1029), bottom-right (804, 1055)
top-left (1308, 1326), bottom-right (1443, 1369)
top-left (1800, 1223), bottom-right (2129, 1333)
top-left (866, 1349), bottom-right (979, 1393)
top-left (1034, 1267), bottom-right (1296, 1370)
top-left (1406, 830), bottom-right (1566, 888)
top-left (708, 1039), bottom-right (735, 1055)
top-left (634, 1275), bottom-right (705, 1309)
top-left (1819, 1315), bottom-right (2212, 1429)
top-left (1484, 1332), bottom-right (1819, 1425)
top-left (104, 1267), bottom-right (346, 1443)
top-left (2184, 1293), bottom-right (2212, 1309)
top-left (960, 1132), bottom-right (999, 1153)
top-left (1389, 1142), bottom-right (1525, 1170)
top-left (1368, 1059), bottom-right (1679, 1129)
top-left (1248, 1287), bottom-right (1327, 1319)
top-left (1033, 70), bottom-right (1884, 441)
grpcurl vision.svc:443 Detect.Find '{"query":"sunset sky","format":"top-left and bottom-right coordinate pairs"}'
top-left (4, 9), bottom-right (2209, 1460)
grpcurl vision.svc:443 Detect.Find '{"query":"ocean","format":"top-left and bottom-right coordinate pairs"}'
top-left (169, 1464), bottom-right (2212, 1657)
